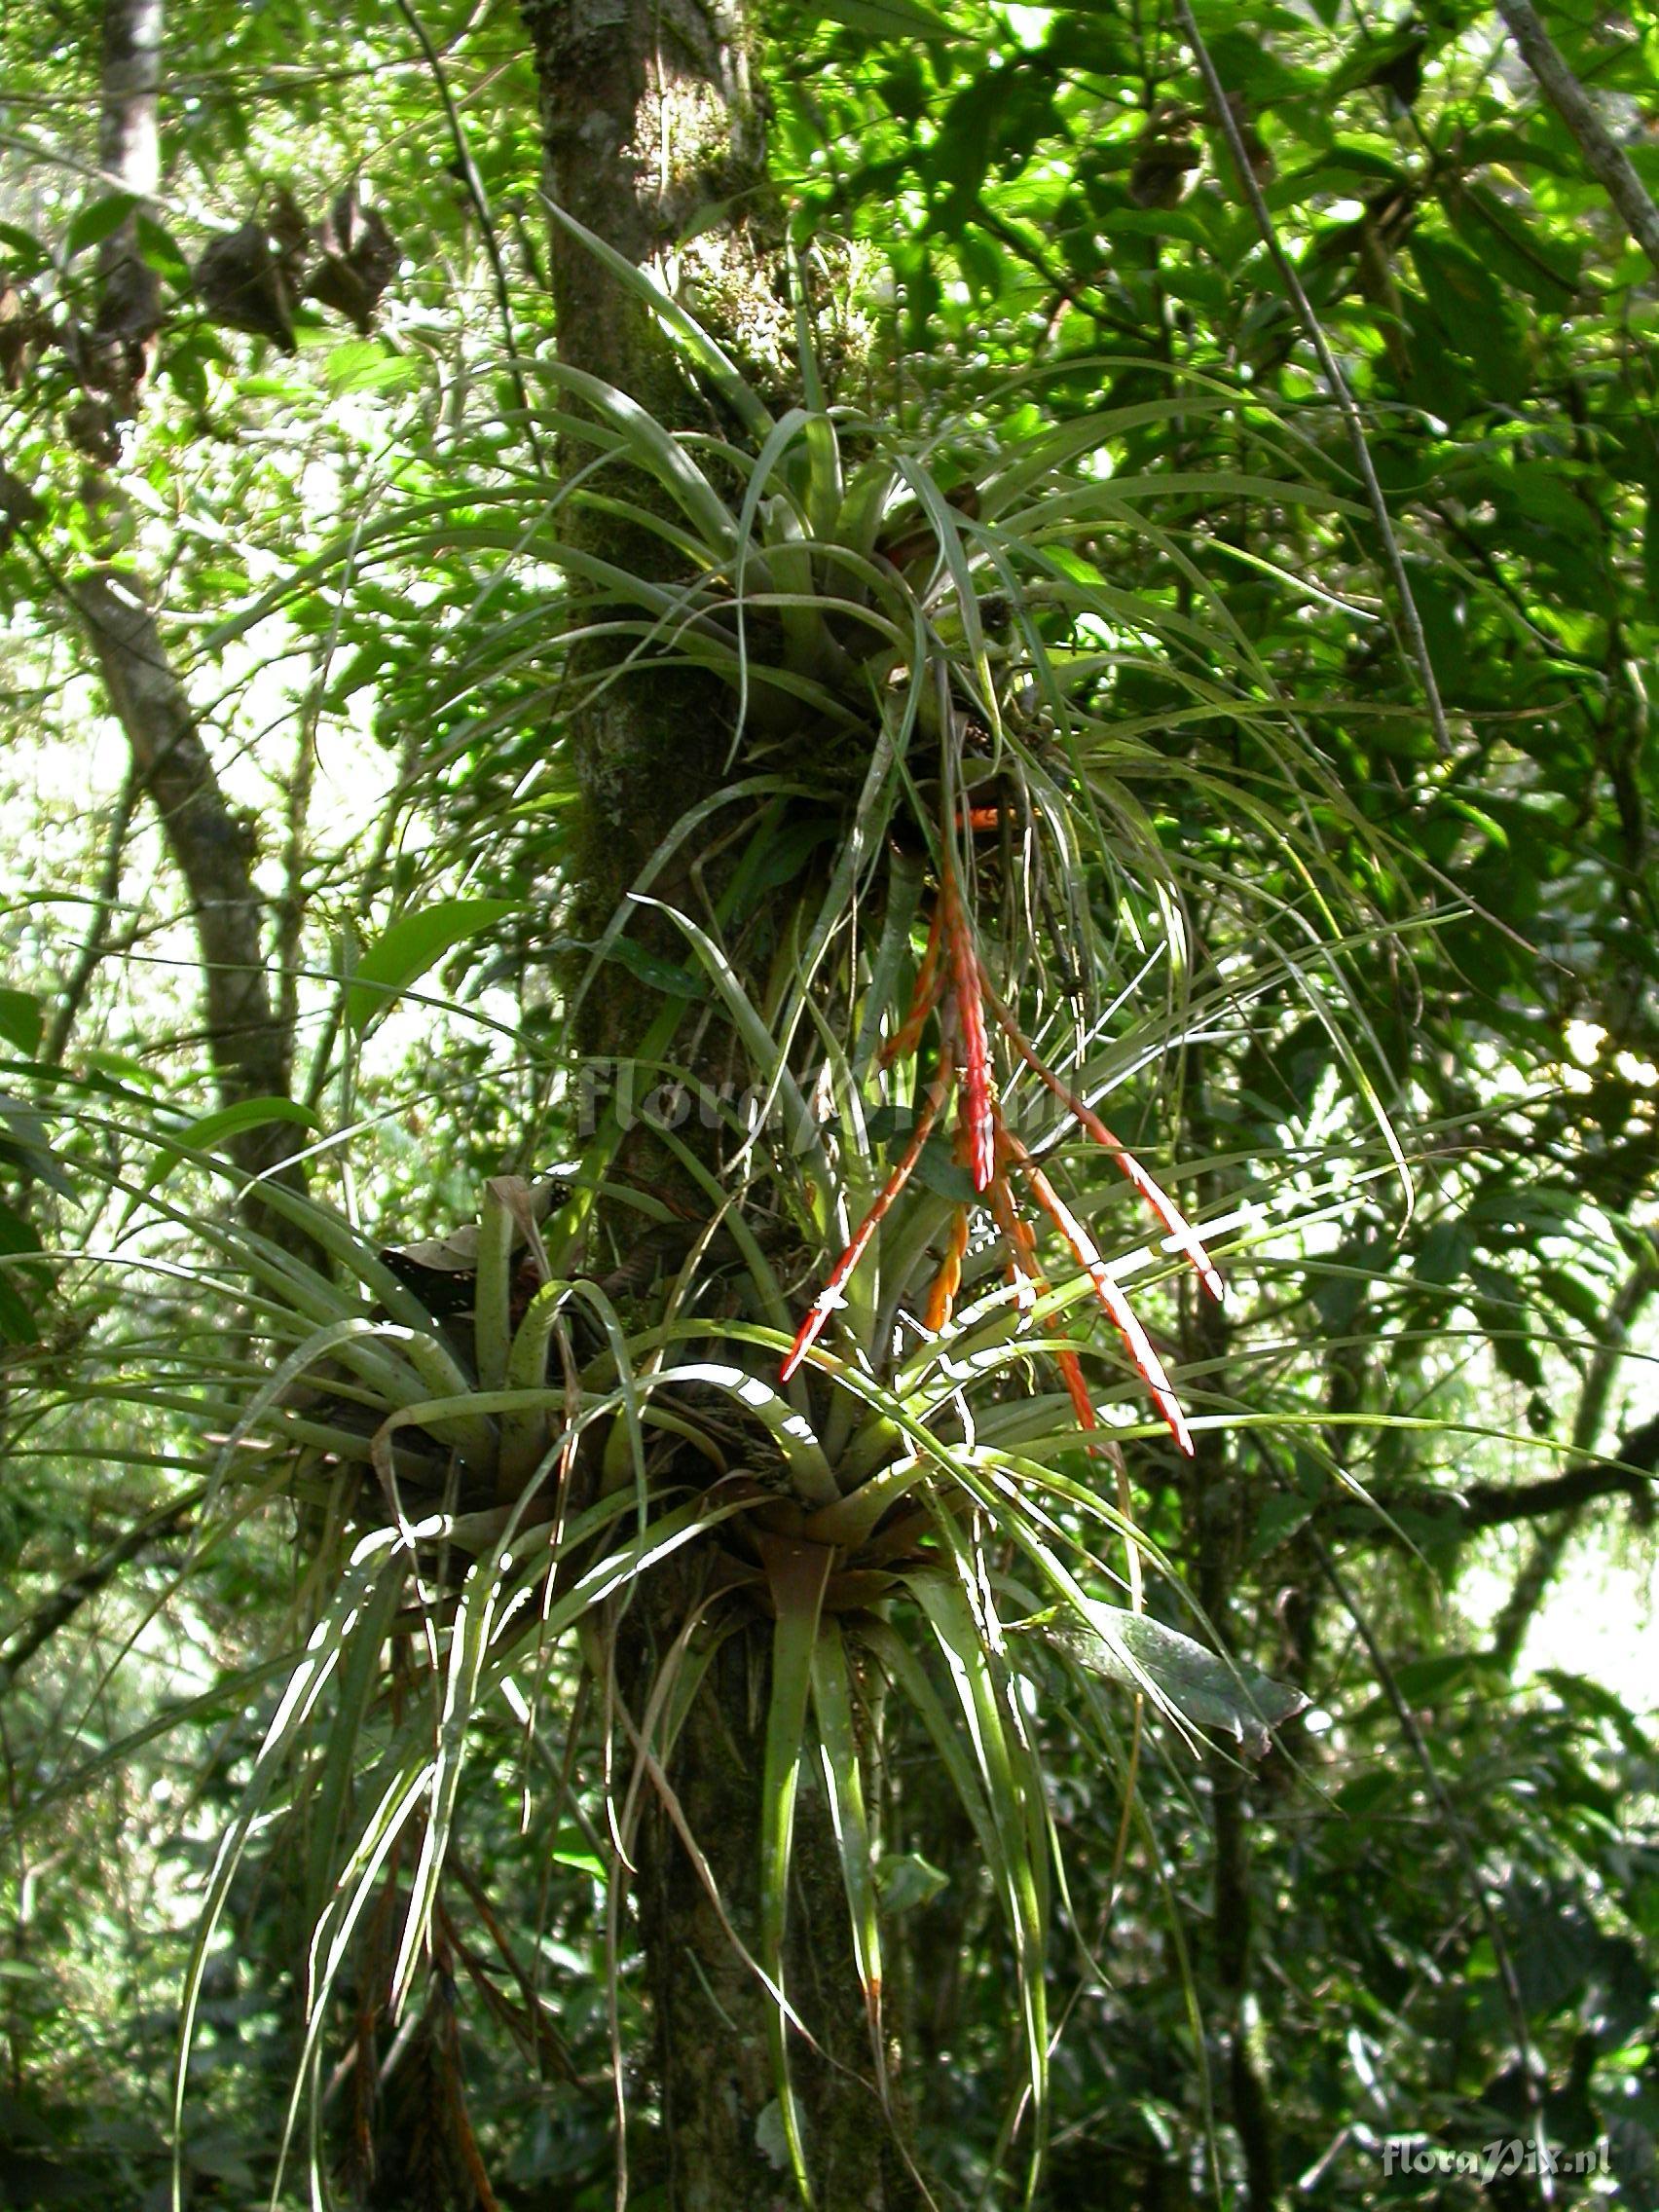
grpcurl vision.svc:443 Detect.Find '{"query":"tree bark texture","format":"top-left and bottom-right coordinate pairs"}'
top-left (92, 0), bottom-right (164, 362)
top-left (633, 1581), bottom-right (911, 2211)
top-left (517, 6), bottom-right (913, 2202)
top-left (520, 0), bottom-right (780, 1055)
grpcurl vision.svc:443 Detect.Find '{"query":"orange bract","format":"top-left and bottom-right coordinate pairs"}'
top-left (784, 831), bottom-right (1219, 1456)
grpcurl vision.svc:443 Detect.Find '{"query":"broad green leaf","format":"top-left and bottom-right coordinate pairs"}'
top-left (159, 1094), bottom-right (318, 1158)
top-left (0, 988), bottom-right (44, 1054)
top-left (344, 897), bottom-right (520, 1032)
top-left (813, 0), bottom-right (953, 41)
top-left (0, 221), bottom-right (50, 277)
top-left (64, 192), bottom-right (140, 256)
top-left (603, 936), bottom-right (700, 998)
top-left (1037, 1602), bottom-right (1306, 1754)
top-left (134, 211), bottom-right (189, 283)
top-left (324, 340), bottom-right (418, 395)
top-left (0, 1272), bottom-right (35, 1344)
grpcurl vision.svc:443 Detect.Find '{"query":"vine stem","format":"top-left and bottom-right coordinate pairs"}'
top-left (1173, 0), bottom-right (1455, 763)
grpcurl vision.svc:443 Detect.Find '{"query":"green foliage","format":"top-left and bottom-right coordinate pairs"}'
top-left (1, 0), bottom-right (1657, 2206)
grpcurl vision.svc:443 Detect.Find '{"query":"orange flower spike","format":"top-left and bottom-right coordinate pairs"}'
top-left (782, 1081), bottom-right (947, 1382)
top-left (1003, 1132), bottom-right (1196, 1457)
top-left (1055, 1348), bottom-right (1100, 1439)
top-left (878, 900), bottom-right (946, 1073)
top-left (941, 866), bottom-right (995, 1192)
top-left (923, 1203), bottom-right (971, 1334)
top-left (986, 1130), bottom-right (1043, 1312)
top-left (977, 974), bottom-right (1224, 1303)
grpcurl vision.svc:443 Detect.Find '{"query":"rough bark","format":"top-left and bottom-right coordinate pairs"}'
top-left (92, 0), bottom-right (164, 367)
top-left (517, 6), bottom-right (909, 2201)
top-left (634, 1582), bottom-right (908, 2211)
top-left (520, 0), bottom-right (780, 1051)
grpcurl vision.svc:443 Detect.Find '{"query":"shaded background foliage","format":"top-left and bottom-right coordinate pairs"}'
top-left (0, 0), bottom-right (1656, 2205)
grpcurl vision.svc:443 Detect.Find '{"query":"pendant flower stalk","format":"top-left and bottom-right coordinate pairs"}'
top-left (784, 845), bottom-right (1222, 1456)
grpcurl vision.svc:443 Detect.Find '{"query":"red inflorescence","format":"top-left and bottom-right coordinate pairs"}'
top-left (784, 844), bottom-right (1221, 1456)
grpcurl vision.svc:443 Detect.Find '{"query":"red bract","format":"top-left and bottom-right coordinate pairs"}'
top-left (999, 1127), bottom-right (1196, 1458)
top-left (783, 832), bottom-right (1217, 1457)
top-left (780, 1079), bottom-right (947, 1383)
top-left (878, 902), bottom-right (944, 1074)
top-left (977, 970), bottom-right (1223, 1304)
top-left (942, 866), bottom-right (996, 1192)
top-left (923, 1201), bottom-right (971, 1335)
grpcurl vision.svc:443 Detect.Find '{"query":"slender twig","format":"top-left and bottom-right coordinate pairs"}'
top-left (0, 1486), bottom-right (204, 1695)
top-left (390, 0), bottom-right (545, 472)
top-left (42, 763), bottom-right (141, 1067)
top-left (1172, 0), bottom-right (1456, 763)
top-left (1493, 0), bottom-right (1659, 276)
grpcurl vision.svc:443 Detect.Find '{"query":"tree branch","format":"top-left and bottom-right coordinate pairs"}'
top-left (1459, 1414), bottom-right (1659, 1529)
top-left (0, 1484), bottom-right (203, 1695)
top-left (1494, 0), bottom-right (1659, 277)
top-left (1173, 0), bottom-right (1456, 764)
top-left (1368, 1409), bottom-right (1659, 1537)
top-left (74, 569), bottom-right (310, 1224)
top-left (77, 0), bottom-right (311, 1248)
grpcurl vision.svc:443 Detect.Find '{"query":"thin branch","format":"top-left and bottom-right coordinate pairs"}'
top-left (0, 1485), bottom-right (204, 1694)
top-left (1172, 0), bottom-right (1456, 763)
top-left (1493, 0), bottom-right (1659, 276)
top-left (391, 0), bottom-right (545, 472)
top-left (1459, 1416), bottom-right (1659, 1530)
top-left (1336, 1410), bottom-right (1658, 1547)
top-left (1490, 1244), bottom-right (1659, 1666)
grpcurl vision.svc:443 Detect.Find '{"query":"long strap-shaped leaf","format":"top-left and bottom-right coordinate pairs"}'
top-left (907, 1568), bottom-right (1051, 2194)
top-left (172, 1530), bottom-right (410, 2203)
top-left (540, 197), bottom-right (774, 441)
top-left (758, 1534), bottom-right (834, 2208)
top-left (808, 1622), bottom-right (885, 2069)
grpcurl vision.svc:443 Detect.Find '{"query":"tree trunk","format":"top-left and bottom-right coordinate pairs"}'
top-left (520, 0), bottom-right (777, 1028)
top-left (75, 571), bottom-right (303, 1182)
top-left (84, 0), bottom-right (309, 1238)
top-left (517, 6), bottom-right (911, 2202)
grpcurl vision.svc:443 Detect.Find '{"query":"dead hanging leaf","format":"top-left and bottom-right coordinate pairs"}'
top-left (380, 1176), bottom-right (567, 1279)
top-left (1030, 1601), bottom-right (1307, 1756)
top-left (0, 462), bottom-right (43, 550)
top-left (268, 185), bottom-right (311, 261)
top-left (1209, 88), bottom-right (1275, 187)
top-left (0, 281), bottom-right (47, 391)
top-left (305, 183), bottom-right (398, 336)
top-left (65, 394), bottom-right (122, 465)
top-left (92, 248), bottom-right (163, 350)
top-left (194, 221), bottom-right (298, 352)
top-left (1128, 127), bottom-right (1200, 210)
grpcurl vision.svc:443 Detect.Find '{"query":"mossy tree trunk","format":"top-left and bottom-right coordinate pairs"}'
top-left (518, 7), bottom-right (913, 2202)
